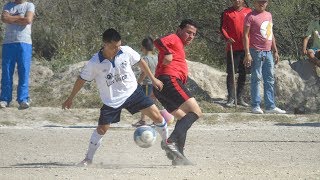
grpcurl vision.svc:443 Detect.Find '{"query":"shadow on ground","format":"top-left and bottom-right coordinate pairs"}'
top-left (1, 162), bottom-right (170, 169)
top-left (275, 122), bottom-right (320, 127)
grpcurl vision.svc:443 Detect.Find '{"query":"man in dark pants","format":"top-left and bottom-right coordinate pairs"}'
top-left (220, 0), bottom-right (251, 107)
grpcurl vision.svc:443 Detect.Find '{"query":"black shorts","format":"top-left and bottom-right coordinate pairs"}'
top-left (98, 85), bottom-right (154, 125)
top-left (153, 75), bottom-right (193, 113)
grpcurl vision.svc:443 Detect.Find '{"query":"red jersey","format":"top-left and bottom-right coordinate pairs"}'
top-left (154, 34), bottom-right (188, 84)
top-left (221, 7), bottom-right (252, 51)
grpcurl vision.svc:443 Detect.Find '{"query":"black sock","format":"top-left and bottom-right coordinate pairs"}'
top-left (168, 112), bottom-right (199, 144)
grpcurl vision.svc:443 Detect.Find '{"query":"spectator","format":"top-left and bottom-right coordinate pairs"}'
top-left (0, 0), bottom-right (35, 109)
top-left (243, 0), bottom-right (286, 114)
top-left (302, 11), bottom-right (320, 67)
top-left (220, 0), bottom-right (252, 107)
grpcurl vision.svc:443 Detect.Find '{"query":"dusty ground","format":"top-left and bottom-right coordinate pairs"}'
top-left (0, 107), bottom-right (320, 180)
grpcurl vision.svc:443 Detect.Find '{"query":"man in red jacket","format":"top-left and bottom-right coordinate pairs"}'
top-left (220, 0), bottom-right (251, 107)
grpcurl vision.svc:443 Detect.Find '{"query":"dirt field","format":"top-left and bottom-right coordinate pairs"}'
top-left (0, 107), bottom-right (320, 180)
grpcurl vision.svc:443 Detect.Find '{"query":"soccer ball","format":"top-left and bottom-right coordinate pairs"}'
top-left (133, 125), bottom-right (157, 148)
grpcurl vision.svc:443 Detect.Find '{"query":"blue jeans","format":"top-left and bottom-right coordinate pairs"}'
top-left (0, 43), bottom-right (32, 104)
top-left (250, 49), bottom-right (276, 110)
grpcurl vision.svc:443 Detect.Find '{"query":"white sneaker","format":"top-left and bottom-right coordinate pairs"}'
top-left (0, 101), bottom-right (8, 108)
top-left (265, 107), bottom-right (286, 114)
top-left (19, 101), bottom-right (30, 109)
top-left (77, 158), bottom-right (92, 167)
top-left (252, 107), bottom-right (264, 114)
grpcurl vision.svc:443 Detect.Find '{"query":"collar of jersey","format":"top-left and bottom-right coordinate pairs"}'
top-left (98, 49), bottom-right (124, 63)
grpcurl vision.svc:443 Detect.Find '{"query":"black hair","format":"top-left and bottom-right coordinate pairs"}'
top-left (102, 28), bottom-right (121, 43)
top-left (141, 36), bottom-right (154, 51)
top-left (179, 19), bottom-right (199, 29)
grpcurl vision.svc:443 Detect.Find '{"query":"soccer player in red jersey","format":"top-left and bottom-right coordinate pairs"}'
top-left (153, 19), bottom-right (202, 166)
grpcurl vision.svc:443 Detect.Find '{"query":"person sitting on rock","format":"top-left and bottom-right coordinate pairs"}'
top-left (302, 11), bottom-right (320, 68)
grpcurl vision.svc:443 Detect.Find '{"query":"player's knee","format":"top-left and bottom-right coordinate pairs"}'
top-left (96, 125), bottom-right (108, 135)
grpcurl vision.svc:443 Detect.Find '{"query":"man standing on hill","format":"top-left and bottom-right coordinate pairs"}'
top-left (220, 0), bottom-right (251, 107)
top-left (153, 19), bottom-right (202, 166)
top-left (243, 0), bottom-right (286, 114)
top-left (0, 0), bottom-right (35, 109)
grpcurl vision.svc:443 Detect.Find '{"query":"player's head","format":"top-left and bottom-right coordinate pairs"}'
top-left (141, 36), bottom-right (154, 54)
top-left (177, 19), bottom-right (198, 46)
top-left (103, 28), bottom-right (121, 43)
top-left (102, 28), bottom-right (122, 58)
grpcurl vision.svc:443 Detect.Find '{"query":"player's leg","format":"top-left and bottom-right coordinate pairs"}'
top-left (154, 75), bottom-right (201, 165)
top-left (307, 49), bottom-right (320, 67)
top-left (79, 124), bottom-right (110, 166)
top-left (140, 104), bottom-right (168, 141)
top-left (169, 98), bottom-right (202, 151)
top-left (79, 104), bottom-right (121, 166)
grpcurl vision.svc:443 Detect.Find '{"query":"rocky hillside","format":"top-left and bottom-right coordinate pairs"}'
top-left (3, 59), bottom-right (318, 113)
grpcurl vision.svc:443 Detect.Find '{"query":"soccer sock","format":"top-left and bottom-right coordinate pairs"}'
top-left (168, 112), bottom-right (199, 143)
top-left (154, 118), bottom-right (168, 141)
top-left (85, 129), bottom-right (103, 160)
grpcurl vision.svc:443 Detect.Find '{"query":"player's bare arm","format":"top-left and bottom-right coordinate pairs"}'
top-left (62, 77), bottom-right (86, 109)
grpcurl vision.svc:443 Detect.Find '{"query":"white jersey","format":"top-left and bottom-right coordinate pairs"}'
top-left (80, 46), bottom-right (141, 108)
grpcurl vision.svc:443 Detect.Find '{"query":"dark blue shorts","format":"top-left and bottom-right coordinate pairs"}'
top-left (142, 84), bottom-right (153, 96)
top-left (98, 85), bottom-right (154, 125)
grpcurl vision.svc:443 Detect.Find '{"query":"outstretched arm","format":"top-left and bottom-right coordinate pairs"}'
top-left (62, 77), bottom-right (86, 109)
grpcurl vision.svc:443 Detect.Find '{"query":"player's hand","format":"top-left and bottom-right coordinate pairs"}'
top-left (153, 78), bottom-right (163, 91)
top-left (244, 54), bottom-right (252, 68)
top-left (62, 98), bottom-right (73, 109)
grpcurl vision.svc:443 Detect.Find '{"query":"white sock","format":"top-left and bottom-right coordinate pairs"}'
top-left (154, 118), bottom-right (168, 141)
top-left (85, 129), bottom-right (103, 160)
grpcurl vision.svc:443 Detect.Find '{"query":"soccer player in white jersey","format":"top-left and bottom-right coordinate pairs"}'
top-left (62, 28), bottom-right (183, 166)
